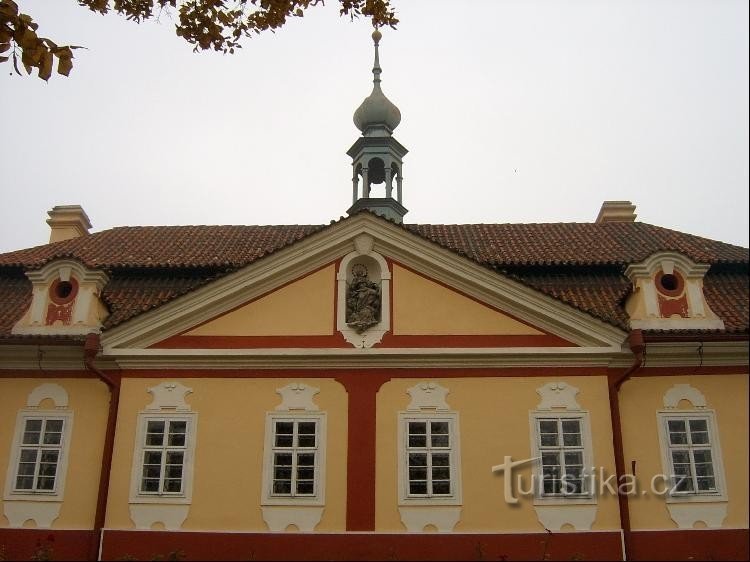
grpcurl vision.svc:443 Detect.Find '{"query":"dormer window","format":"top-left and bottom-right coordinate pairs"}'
top-left (625, 252), bottom-right (724, 331)
top-left (12, 259), bottom-right (109, 336)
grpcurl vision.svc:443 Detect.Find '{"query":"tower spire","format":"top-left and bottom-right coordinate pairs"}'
top-left (347, 29), bottom-right (408, 223)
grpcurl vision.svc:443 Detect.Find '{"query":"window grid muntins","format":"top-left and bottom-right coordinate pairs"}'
top-left (271, 420), bottom-right (318, 498)
top-left (666, 417), bottom-right (717, 494)
top-left (14, 417), bottom-right (64, 492)
top-left (140, 419), bottom-right (188, 495)
top-left (406, 420), bottom-right (453, 497)
top-left (537, 417), bottom-right (586, 496)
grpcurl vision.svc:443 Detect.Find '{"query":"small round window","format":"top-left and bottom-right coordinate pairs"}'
top-left (655, 270), bottom-right (684, 297)
top-left (49, 278), bottom-right (79, 304)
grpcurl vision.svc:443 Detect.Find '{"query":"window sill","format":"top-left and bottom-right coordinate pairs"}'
top-left (533, 494), bottom-right (597, 506)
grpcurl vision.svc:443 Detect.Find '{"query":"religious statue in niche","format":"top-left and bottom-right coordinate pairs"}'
top-left (346, 263), bottom-right (381, 333)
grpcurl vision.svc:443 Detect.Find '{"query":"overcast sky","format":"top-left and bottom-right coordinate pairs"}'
top-left (1, 0), bottom-right (748, 254)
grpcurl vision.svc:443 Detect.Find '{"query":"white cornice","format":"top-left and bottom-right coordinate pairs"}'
top-left (101, 215), bottom-right (629, 353)
top-left (0, 345), bottom-right (87, 371)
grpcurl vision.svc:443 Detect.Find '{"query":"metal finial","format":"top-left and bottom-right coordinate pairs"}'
top-left (372, 28), bottom-right (382, 86)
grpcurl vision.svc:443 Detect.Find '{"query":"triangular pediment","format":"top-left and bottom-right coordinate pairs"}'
top-left (101, 213), bottom-right (627, 359)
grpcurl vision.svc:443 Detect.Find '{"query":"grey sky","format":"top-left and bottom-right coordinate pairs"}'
top-left (1, 0), bottom-right (748, 254)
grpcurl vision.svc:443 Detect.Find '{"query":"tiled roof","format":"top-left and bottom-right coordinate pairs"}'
top-left (0, 219), bottom-right (747, 336)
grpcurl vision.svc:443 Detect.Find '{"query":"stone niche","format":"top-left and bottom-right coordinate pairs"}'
top-left (336, 234), bottom-right (391, 348)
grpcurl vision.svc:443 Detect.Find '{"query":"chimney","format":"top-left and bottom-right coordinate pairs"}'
top-left (47, 205), bottom-right (92, 243)
top-left (595, 201), bottom-right (637, 223)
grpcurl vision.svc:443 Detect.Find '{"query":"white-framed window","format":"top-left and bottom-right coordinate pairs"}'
top-left (261, 413), bottom-right (326, 506)
top-left (398, 412), bottom-right (461, 505)
top-left (130, 413), bottom-right (197, 504)
top-left (4, 411), bottom-right (73, 500)
top-left (529, 411), bottom-right (594, 503)
top-left (657, 410), bottom-right (727, 502)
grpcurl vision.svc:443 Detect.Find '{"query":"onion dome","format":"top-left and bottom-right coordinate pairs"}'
top-left (353, 29), bottom-right (401, 134)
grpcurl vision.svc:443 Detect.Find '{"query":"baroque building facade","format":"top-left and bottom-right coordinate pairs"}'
top-left (0, 31), bottom-right (748, 561)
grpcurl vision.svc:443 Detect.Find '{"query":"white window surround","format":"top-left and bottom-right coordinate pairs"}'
top-left (128, 412), bottom-right (198, 506)
top-left (656, 410), bottom-right (727, 504)
top-left (261, 413), bottom-right (327, 507)
top-left (128, 382), bottom-right (197, 531)
top-left (528, 411), bottom-right (595, 506)
top-left (3, 411), bottom-right (74, 503)
top-left (3, 384), bottom-right (73, 529)
top-left (336, 233), bottom-right (391, 348)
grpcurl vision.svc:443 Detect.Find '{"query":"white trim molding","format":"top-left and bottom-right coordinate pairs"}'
top-left (128, 382), bottom-right (198, 530)
top-left (529, 382), bottom-right (597, 530)
top-left (3, 384), bottom-right (74, 528)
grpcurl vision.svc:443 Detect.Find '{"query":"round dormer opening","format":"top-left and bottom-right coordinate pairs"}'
top-left (49, 278), bottom-right (79, 305)
top-left (656, 270), bottom-right (684, 297)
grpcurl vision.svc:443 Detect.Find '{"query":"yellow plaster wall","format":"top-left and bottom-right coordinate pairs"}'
top-left (619, 374), bottom-right (749, 530)
top-left (186, 265), bottom-right (335, 336)
top-left (0, 377), bottom-right (110, 529)
top-left (392, 265), bottom-right (543, 335)
top-left (375, 376), bottom-right (620, 532)
top-left (105, 378), bottom-right (348, 532)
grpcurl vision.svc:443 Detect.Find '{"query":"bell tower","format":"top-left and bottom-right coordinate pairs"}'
top-left (347, 29), bottom-right (408, 223)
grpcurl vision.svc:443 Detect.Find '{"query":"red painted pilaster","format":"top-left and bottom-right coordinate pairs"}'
top-left (335, 373), bottom-right (390, 531)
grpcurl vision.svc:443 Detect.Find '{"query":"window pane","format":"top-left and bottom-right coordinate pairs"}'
top-left (145, 421), bottom-right (165, 446)
top-left (166, 451), bottom-right (184, 466)
top-left (275, 434), bottom-right (293, 447)
top-left (688, 419), bottom-right (707, 432)
top-left (143, 465), bottom-right (161, 479)
top-left (141, 479), bottom-right (160, 492)
top-left (564, 451), bottom-right (583, 466)
top-left (673, 474), bottom-right (694, 493)
top-left (562, 432), bottom-right (581, 447)
top-left (696, 477), bottom-right (716, 491)
top-left (693, 450), bottom-right (713, 464)
top-left (43, 420), bottom-right (64, 445)
top-left (408, 453), bottom-right (427, 467)
top-left (431, 434), bottom-right (449, 448)
top-left (409, 422), bottom-right (426, 434)
top-left (297, 453), bottom-right (315, 467)
top-left (561, 420), bottom-right (580, 434)
top-left (16, 476), bottom-right (34, 490)
top-left (671, 450), bottom-right (690, 464)
top-left (144, 451), bottom-right (162, 465)
top-left (541, 452), bottom-right (560, 467)
top-left (296, 481), bottom-right (314, 495)
top-left (540, 433), bottom-right (558, 447)
top-left (45, 419), bottom-right (63, 432)
top-left (273, 481), bottom-right (292, 494)
top-left (409, 467), bottom-right (427, 480)
top-left (408, 434), bottom-right (427, 447)
top-left (432, 480), bottom-right (451, 495)
top-left (167, 421), bottom-right (187, 447)
top-left (20, 449), bottom-right (38, 463)
top-left (430, 422), bottom-right (449, 434)
top-left (297, 467), bottom-right (315, 480)
top-left (538, 420), bottom-right (557, 434)
top-left (298, 434), bottom-right (316, 448)
top-left (164, 479), bottom-right (182, 493)
top-left (166, 465), bottom-right (183, 479)
top-left (668, 420), bottom-right (686, 432)
top-left (36, 477), bottom-right (55, 490)
top-left (17, 461), bottom-right (36, 476)
top-left (431, 453), bottom-right (450, 467)
top-left (274, 453), bottom-right (292, 466)
top-left (669, 431), bottom-right (688, 445)
top-left (409, 481), bottom-right (427, 495)
top-left (694, 463), bottom-right (714, 477)
top-left (298, 422), bottom-right (316, 435)
top-left (690, 431), bottom-right (709, 445)
top-left (274, 467), bottom-right (292, 480)
top-left (38, 461), bottom-right (58, 477)
top-left (432, 466), bottom-right (450, 480)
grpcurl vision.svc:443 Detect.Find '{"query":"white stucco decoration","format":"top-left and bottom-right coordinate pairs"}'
top-left (663, 384), bottom-right (707, 409)
top-left (536, 382), bottom-right (581, 410)
top-left (534, 505), bottom-right (597, 531)
top-left (129, 504), bottom-right (190, 530)
top-left (667, 503), bottom-right (727, 529)
top-left (12, 258), bottom-right (109, 336)
top-left (624, 251), bottom-right (724, 330)
top-left (261, 506), bottom-right (324, 532)
top-left (336, 235), bottom-right (391, 348)
top-left (406, 382), bottom-right (451, 411)
top-left (275, 383), bottom-right (320, 412)
top-left (26, 383), bottom-right (69, 409)
top-left (145, 382), bottom-right (193, 411)
top-left (3, 502), bottom-right (61, 528)
top-left (398, 506), bottom-right (461, 532)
